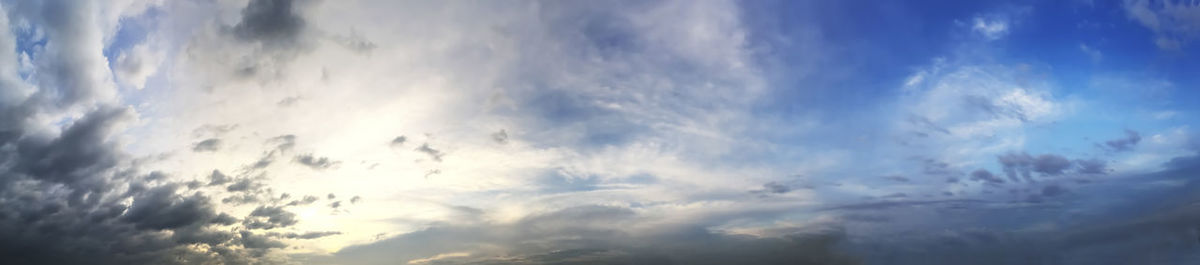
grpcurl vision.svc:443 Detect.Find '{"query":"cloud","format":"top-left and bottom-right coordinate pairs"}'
top-left (997, 152), bottom-right (1074, 182)
top-left (113, 40), bottom-right (164, 90)
top-left (972, 16), bottom-right (1010, 40)
top-left (1075, 159), bottom-right (1109, 175)
top-left (121, 184), bottom-right (219, 230)
top-left (751, 181), bottom-right (792, 195)
top-left (244, 205), bottom-right (299, 230)
top-left (414, 143), bottom-right (444, 162)
top-left (1103, 129), bottom-right (1141, 152)
top-left (964, 170), bottom-right (1003, 184)
top-left (232, 0), bottom-right (306, 46)
top-left (491, 129), bottom-right (509, 144)
top-left (328, 205), bottom-right (862, 265)
top-left (1123, 0), bottom-right (1200, 50)
top-left (286, 195), bottom-right (319, 206)
top-left (192, 138), bottom-right (222, 152)
top-left (294, 153), bottom-right (338, 170)
top-left (207, 170), bottom-right (232, 186)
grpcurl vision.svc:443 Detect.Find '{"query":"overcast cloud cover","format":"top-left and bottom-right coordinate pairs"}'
top-left (2, 0), bottom-right (1200, 264)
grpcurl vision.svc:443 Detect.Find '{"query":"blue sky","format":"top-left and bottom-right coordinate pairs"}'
top-left (2, 0), bottom-right (1200, 264)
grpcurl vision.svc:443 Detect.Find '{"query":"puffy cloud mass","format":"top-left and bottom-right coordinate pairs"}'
top-left (2, 0), bottom-right (1200, 264)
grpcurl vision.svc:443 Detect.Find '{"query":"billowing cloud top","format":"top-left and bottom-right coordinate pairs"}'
top-left (1, 0), bottom-right (1200, 264)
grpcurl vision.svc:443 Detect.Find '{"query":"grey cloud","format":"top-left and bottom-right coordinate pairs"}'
top-left (1041, 185), bottom-right (1068, 197)
top-left (922, 159), bottom-right (957, 176)
top-left (491, 129), bottom-right (509, 144)
top-left (226, 178), bottom-right (263, 192)
top-left (998, 152), bottom-right (1034, 182)
top-left (191, 124), bottom-right (238, 138)
top-left (0, 3), bottom-right (303, 264)
top-left (13, 106), bottom-right (131, 191)
top-left (207, 170), bottom-right (231, 186)
top-left (969, 169), bottom-right (1005, 184)
top-left (121, 185), bottom-right (217, 230)
top-left (14, 0), bottom-right (115, 108)
top-left (1103, 129), bottom-right (1141, 152)
top-left (244, 206), bottom-right (298, 230)
top-left (1076, 159), bottom-right (1109, 175)
top-left (998, 152), bottom-right (1074, 182)
top-left (192, 138), bottom-right (222, 152)
top-left (294, 153), bottom-right (338, 170)
top-left (286, 195), bottom-right (319, 206)
top-left (233, 0), bottom-right (306, 46)
top-left (267, 134), bottom-right (296, 152)
top-left (350, 196), bottom-right (361, 204)
top-left (883, 175), bottom-right (910, 182)
top-left (908, 115), bottom-right (951, 135)
top-left (239, 231), bottom-right (287, 249)
top-left (328, 205), bottom-right (861, 265)
top-left (1124, 0), bottom-right (1200, 50)
top-left (277, 96), bottom-right (300, 106)
top-left (752, 181), bottom-right (792, 195)
top-left (1032, 154), bottom-right (1072, 176)
top-left (390, 136), bottom-right (406, 146)
top-left (822, 199), bottom-right (988, 211)
top-left (269, 231), bottom-right (342, 239)
top-left (221, 193), bottom-right (263, 206)
top-left (415, 143), bottom-right (444, 162)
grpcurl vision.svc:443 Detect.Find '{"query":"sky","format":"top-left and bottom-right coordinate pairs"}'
top-left (2, 0), bottom-right (1200, 264)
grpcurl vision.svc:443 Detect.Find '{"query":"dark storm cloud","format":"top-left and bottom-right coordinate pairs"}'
top-left (328, 205), bottom-right (862, 265)
top-left (192, 138), bottom-right (222, 152)
top-left (414, 143), bottom-right (445, 162)
top-left (121, 185), bottom-right (218, 230)
top-left (294, 153), bottom-right (338, 170)
top-left (12, 106), bottom-right (131, 191)
top-left (1103, 130), bottom-right (1141, 152)
top-left (233, 0), bottom-right (305, 46)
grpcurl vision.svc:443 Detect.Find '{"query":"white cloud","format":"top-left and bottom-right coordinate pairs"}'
top-left (972, 17), bottom-right (1010, 40)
